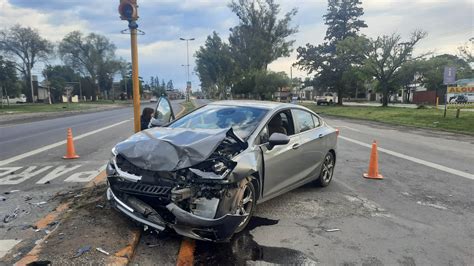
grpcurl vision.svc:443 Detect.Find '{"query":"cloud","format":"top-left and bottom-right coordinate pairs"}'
top-left (2, 0), bottom-right (471, 90)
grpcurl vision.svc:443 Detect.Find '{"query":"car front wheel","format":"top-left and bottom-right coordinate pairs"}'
top-left (234, 180), bottom-right (256, 233)
top-left (317, 152), bottom-right (335, 187)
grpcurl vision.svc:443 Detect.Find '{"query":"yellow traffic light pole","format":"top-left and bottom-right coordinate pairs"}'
top-left (119, 0), bottom-right (141, 132)
top-left (130, 27), bottom-right (141, 132)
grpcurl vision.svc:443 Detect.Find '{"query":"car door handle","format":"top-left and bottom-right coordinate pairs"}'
top-left (292, 143), bottom-right (300, 150)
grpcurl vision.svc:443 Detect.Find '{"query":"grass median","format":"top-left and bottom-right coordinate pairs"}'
top-left (0, 101), bottom-right (129, 114)
top-left (302, 103), bottom-right (474, 135)
top-left (178, 101), bottom-right (196, 118)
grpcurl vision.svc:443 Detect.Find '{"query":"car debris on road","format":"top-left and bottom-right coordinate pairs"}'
top-left (96, 247), bottom-right (110, 256)
top-left (3, 207), bottom-right (20, 223)
top-left (73, 245), bottom-right (91, 258)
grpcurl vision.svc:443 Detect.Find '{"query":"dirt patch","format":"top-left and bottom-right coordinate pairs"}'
top-left (11, 184), bottom-right (140, 265)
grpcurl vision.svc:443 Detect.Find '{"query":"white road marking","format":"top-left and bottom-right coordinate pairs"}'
top-left (36, 165), bottom-right (82, 184)
top-left (0, 120), bottom-right (130, 167)
top-left (0, 166), bottom-right (53, 185)
top-left (0, 239), bottom-right (22, 259)
top-left (64, 164), bottom-right (106, 183)
top-left (339, 136), bottom-right (474, 181)
top-left (332, 125), bottom-right (362, 132)
top-left (0, 165), bottom-right (107, 185)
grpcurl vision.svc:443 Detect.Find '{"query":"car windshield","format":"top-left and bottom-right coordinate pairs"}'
top-left (169, 105), bottom-right (268, 139)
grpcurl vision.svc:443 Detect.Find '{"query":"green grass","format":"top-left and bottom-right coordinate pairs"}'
top-left (302, 103), bottom-right (474, 135)
top-left (0, 102), bottom-right (124, 114)
top-left (178, 101), bottom-right (196, 118)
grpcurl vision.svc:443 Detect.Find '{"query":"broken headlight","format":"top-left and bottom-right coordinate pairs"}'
top-left (212, 161), bottom-right (227, 174)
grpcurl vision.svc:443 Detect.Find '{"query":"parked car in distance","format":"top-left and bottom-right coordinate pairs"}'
top-left (1, 94), bottom-right (27, 104)
top-left (315, 93), bottom-right (337, 105)
top-left (150, 97), bottom-right (158, 103)
top-left (106, 100), bottom-right (338, 241)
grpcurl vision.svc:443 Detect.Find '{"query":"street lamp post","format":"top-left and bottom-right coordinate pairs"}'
top-left (180, 37), bottom-right (195, 102)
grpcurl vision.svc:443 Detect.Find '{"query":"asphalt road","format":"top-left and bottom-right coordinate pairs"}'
top-left (1, 99), bottom-right (473, 264)
top-left (0, 100), bottom-right (183, 258)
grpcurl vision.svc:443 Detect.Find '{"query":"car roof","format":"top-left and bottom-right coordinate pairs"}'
top-left (208, 100), bottom-right (297, 110)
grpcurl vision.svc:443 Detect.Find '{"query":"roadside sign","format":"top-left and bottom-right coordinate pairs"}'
top-left (443, 67), bottom-right (456, 85)
top-left (446, 86), bottom-right (474, 109)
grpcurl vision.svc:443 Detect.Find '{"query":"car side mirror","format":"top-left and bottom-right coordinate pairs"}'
top-left (268, 133), bottom-right (290, 149)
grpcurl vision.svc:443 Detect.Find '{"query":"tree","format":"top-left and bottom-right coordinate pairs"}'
top-left (43, 65), bottom-right (80, 103)
top-left (458, 42), bottom-right (473, 64)
top-left (391, 60), bottom-right (424, 103)
top-left (296, 0), bottom-right (367, 105)
top-left (166, 80), bottom-right (174, 90)
top-left (0, 55), bottom-right (20, 99)
top-left (195, 32), bottom-right (236, 99)
top-left (233, 69), bottom-right (289, 100)
top-left (419, 54), bottom-right (472, 92)
top-left (59, 31), bottom-right (122, 100)
top-left (360, 30), bottom-right (428, 106)
top-left (228, 0), bottom-right (298, 71)
top-left (0, 25), bottom-right (54, 102)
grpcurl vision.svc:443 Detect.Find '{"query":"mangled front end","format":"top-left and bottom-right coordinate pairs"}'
top-left (106, 127), bottom-right (255, 241)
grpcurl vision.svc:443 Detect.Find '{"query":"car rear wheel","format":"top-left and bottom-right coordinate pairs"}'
top-left (317, 152), bottom-right (335, 187)
top-left (234, 180), bottom-right (256, 233)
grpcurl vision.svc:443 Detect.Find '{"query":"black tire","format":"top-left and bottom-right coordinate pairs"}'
top-left (234, 180), bottom-right (256, 233)
top-left (317, 152), bottom-right (335, 187)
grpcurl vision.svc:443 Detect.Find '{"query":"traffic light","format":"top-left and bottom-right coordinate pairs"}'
top-left (118, 0), bottom-right (138, 21)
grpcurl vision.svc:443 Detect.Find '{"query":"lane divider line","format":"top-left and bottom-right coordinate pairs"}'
top-left (339, 135), bottom-right (474, 181)
top-left (332, 125), bottom-right (362, 132)
top-left (0, 120), bottom-right (130, 167)
top-left (176, 238), bottom-right (196, 266)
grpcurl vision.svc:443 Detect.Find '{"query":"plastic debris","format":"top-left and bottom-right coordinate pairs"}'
top-left (325, 228), bottom-right (340, 232)
top-left (73, 246), bottom-right (91, 258)
top-left (24, 196), bottom-right (33, 201)
top-left (96, 247), bottom-right (110, 256)
top-left (32, 201), bottom-right (47, 206)
top-left (96, 204), bottom-right (104, 209)
top-left (3, 207), bottom-right (20, 223)
top-left (4, 190), bottom-right (20, 195)
top-left (0, 195), bottom-right (6, 201)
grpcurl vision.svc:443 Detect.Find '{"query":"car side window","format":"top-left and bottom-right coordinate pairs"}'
top-left (312, 114), bottom-right (321, 127)
top-left (293, 109), bottom-right (315, 133)
top-left (257, 110), bottom-right (295, 145)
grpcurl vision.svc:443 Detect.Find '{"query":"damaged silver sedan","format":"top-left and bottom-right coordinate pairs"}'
top-left (106, 100), bottom-right (338, 241)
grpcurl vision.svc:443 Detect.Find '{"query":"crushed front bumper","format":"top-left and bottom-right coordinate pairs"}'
top-left (106, 186), bottom-right (247, 241)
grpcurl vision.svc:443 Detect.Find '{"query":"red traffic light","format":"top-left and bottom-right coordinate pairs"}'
top-left (119, 0), bottom-right (138, 21)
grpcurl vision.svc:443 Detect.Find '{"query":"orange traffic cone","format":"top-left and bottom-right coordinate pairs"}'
top-left (63, 128), bottom-right (80, 159)
top-left (363, 140), bottom-right (383, 179)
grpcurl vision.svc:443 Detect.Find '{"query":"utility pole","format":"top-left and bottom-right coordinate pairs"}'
top-left (28, 62), bottom-right (34, 103)
top-left (119, 0), bottom-right (141, 132)
top-left (180, 37), bottom-right (195, 102)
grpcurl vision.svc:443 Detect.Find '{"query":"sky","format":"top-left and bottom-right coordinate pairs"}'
top-left (0, 0), bottom-right (472, 91)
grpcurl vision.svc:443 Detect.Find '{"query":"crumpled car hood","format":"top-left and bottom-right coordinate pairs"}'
top-left (114, 127), bottom-right (245, 172)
